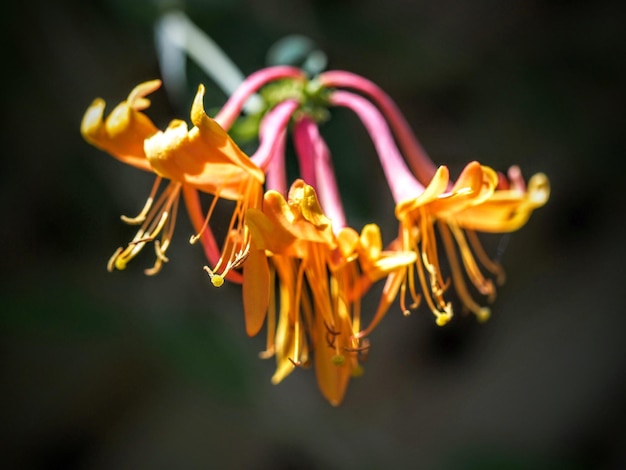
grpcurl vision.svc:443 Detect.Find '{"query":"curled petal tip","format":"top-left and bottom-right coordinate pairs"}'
top-left (80, 98), bottom-right (106, 141)
top-left (191, 84), bottom-right (207, 126)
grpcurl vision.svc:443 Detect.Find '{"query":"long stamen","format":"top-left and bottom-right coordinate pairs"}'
top-left (447, 222), bottom-right (495, 301)
top-left (109, 182), bottom-right (182, 273)
top-left (438, 221), bottom-right (491, 322)
top-left (420, 210), bottom-right (450, 298)
top-left (120, 176), bottom-right (163, 224)
top-left (348, 262), bottom-right (361, 333)
top-left (189, 188), bottom-right (222, 245)
top-left (466, 229), bottom-right (506, 285)
top-left (291, 260), bottom-right (307, 366)
top-left (259, 263), bottom-right (277, 359)
top-left (144, 192), bottom-right (180, 276)
top-left (414, 238), bottom-right (453, 326)
top-left (203, 175), bottom-right (263, 287)
top-left (182, 186), bottom-right (243, 283)
top-left (356, 268), bottom-right (406, 339)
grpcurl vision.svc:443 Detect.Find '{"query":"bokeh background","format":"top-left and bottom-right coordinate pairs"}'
top-left (2, 0), bottom-right (625, 468)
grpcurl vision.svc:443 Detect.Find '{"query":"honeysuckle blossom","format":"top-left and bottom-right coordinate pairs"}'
top-left (80, 66), bottom-right (306, 279)
top-left (81, 80), bottom-right (183, 275)
top-left (245, 180), bottom-right (414, 405)
top-left (324, 78), bottom-right (549, 327)
top-left (82, 58), bottom-right (549, 406)
top-left (142, 83), bottom-right (265, 285)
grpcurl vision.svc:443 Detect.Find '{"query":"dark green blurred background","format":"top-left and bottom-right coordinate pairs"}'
top-left (2, 0), bottom-right (625, 468)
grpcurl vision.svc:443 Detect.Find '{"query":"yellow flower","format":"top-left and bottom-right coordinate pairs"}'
top-left (81, 80), bottom-right (160, 172)
top-left (81, 81), bottom-right (264, 280)
top-left (143, 83), bottom-right (264, 285)
top-left (81, 80), bottom-right (182, 275)
top-left (437, 166), bottom-right (550, 320)
top-left (395, 161), bottom-right (550, 323)
top-left (244, 180), bottom-right (413, 405)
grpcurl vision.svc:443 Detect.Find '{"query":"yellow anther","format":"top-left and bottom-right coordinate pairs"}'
top-left (114, 257), bottom-right (127, 271)
top-left (351, 364), bottom-right (364, 378)
top-left (331, 354), bottom-right (345, 366)
top-left (211, 275), bottom-right (225, 288)
top-left (204, 266), bottom-right (225, 287)
top-left (476, 307), bottom-right (491, 323)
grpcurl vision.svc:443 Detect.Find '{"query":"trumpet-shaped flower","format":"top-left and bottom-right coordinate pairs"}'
top-left (328, 84), bottom-right (549, 326)
top-left (81, 80), bottom-right (183, 275)
top-left (81, 66), bottom-right (306, 279)
top-left (244, 180), bottom-right (413, 405)
top-left (143, 83), bottom-right (265, 284)
top-left (244, 180), bottom-right (355, 405)
top-left (83, 60), bottom-right (550, 406)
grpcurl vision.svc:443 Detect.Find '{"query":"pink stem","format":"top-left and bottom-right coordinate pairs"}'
top-left (265, 129), bottom-right (288, 195)
top-left (329, 90), bottom-right (425, 204)
top-left (214, 66), bottom-right (306, 129)
top-left (293, 117), bottom-right (347, 230)
top-left (251, 99), bottom-right (299, 170)
top-left (319, 70), bottom-right (437, 186)
top-left (292, 117), bottom-right (318, 189)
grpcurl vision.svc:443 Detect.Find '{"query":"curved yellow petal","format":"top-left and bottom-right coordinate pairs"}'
top-left (453, 173), bottom-right (550, 232)
top-left (287, 180), bottom-right (332, 228)
top-left (250, 186), bottom-right (335, 256)
top-left (395, 165), bottom-right (450, 217)
top-left (143, 84), bottom-right (264, 199)
top-left (81, 80), bottom-right (162, 171)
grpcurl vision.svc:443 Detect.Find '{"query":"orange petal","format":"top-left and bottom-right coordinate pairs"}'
top-left (453, 173), bottom-right (549, 232)
top-left (143, 84), bottom-right (263, 197)
top-left (314, 313), bottom-right (351, 406)
top-left (395, 165), bottom-right (450, 216)
top-left (242, 243), bottom-right (270, 337)
top-left (81, 98), bottom-right (155, 172)
top-left (245, 205), bottom-right (297, 254)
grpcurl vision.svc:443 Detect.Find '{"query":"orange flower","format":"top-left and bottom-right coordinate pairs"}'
top-left (395, 162), bottom-right (550, 323)
top-left (436, 166), bottom-right (550, 320)
top-left (327, 86), bottom-right (550, 325)
top-left (144, 84), bottom-right (264, 284)
top-left (81, 80), bottom-right (160, 172)
top-left (81, 81), bottom-right (264, 279)
top-left (81, 80), bottom-right (182, 275)
top-left (244, 180), bottom-right (413, 405)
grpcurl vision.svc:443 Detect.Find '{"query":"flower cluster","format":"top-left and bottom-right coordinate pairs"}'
top-left (81, 65), bottom-right (549, 405)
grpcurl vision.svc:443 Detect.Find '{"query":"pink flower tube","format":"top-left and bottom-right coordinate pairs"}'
top-left (215, 66), bottom-right (306, 129)
top-left (293, 117), bottom-right (347, 230)
top-left (328, 90), bottom-right (426, 205)
top-left (319, 70), bottom-right (437, 186)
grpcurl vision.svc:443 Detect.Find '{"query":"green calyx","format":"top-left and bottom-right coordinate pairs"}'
top-left (261, 77), bottom-right (331, 123)
top-left (229, 77), bottom-right (331, 144)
